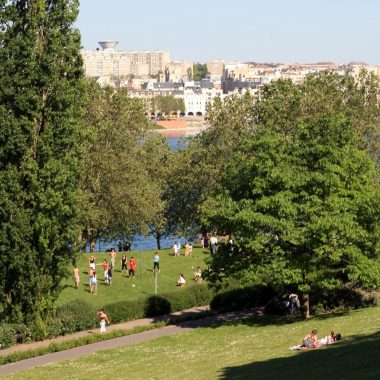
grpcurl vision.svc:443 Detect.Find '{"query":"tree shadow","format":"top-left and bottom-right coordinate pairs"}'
top-left (218, 332), bottom-right (380, 380)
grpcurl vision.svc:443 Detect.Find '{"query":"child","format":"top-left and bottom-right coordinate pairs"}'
top-left (177, 273), bottom-right (186, 287)
top-left (103, 259), bottom-right (109, 283)
top-left (107, 267), bottom-right (113, 286)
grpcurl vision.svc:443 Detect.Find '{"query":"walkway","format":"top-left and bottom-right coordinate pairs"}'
top-left (0, 307), bottom-right (261, 376)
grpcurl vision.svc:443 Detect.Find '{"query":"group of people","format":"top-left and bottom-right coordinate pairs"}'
top-left (73, 250), bottom-right (138, 293)
top-left (172, 242), bottom-right (193, 257)
top-left (290, 328), bottom-right (342, 350)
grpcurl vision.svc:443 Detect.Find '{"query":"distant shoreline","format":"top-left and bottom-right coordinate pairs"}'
top-left (154, 126), bottom-right (208, 138)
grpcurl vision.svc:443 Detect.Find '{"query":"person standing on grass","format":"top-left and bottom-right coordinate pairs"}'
top-left (129, 256), bottom-right (136, 278)
top-left (97, 309), bottom-right (110, 333)
top-left (107, 266), bottom-right (113, 286)
top-left (153, 252), bottom-right (160, 273)
top-left (89, 254), bottom-right (96, 270)
top-left (103, 259), bottom-right (109, 283)
top-left (121, 253), bottom-right (128, 276)
top-left (90, 271), bottom-right (98, 295)
top-left (73, 265), bottom-right (80, 289)
top-left (110, 248), bottom-right (116, 270)
top-left (210, 235), bottom-right (218, 255)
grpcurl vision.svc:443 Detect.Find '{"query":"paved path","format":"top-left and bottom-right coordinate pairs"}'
top-left (0, 307), bottom-right (261, 376)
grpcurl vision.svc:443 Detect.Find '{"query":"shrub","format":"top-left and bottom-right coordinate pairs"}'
top-left (210, 285), bottom-right (276, 312)
top-left (56, 299), bottom-right (98, 334)
top-left (0, 325), bottom-right (17, 348)
top-left (104, 300), bottom-right (145, 324)
top-left (144, 296), bottom-right (171, 316)
top-left (310, 287), bottom-right (377, 314)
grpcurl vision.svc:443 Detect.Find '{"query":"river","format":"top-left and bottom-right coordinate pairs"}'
top-left (87, 136), bottom-right (194, 252)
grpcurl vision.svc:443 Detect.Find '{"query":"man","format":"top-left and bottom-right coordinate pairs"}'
top-left (210, 235), bottom-right (218, 255)
top-left (129, 256), bottom-right (136, 278)
top-left (110, 248), bottom-right (116, 270)
top-left (73, 265), bottom-right (80, 289)
top-left (97, 309), bottom-right (110, 334)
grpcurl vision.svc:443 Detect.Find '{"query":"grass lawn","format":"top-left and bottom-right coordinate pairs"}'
top-left (3, 307), bottom-right (379, 379)
top-left (57, 247), bottom-right (208, 308)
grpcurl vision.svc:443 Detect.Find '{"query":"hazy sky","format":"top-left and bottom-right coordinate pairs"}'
top-left (77, 0), bottom-right (380, 65)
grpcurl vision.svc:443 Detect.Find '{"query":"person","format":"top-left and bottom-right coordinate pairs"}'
top-left (210, 235), bottom-right (218, 255)
top-left (121, 253), bottom-right (128, 275)
top-left (184, 242), bottom-right (190, 256)
top-left (289, 293), bottom-right (302, 316)
top-left (189, 243), bottom-right (193, 256)
top-left (319, 331), bottom-right (342, 345)
top-left (73, 265), bottom-right (80, 289)
top-left (153, 252), bottom-right (160, 273)
top-left (199, 235), bottom-right (205, 248)
top-left (129, 256), bottom-right (136, 278)
top-left (90, 271), bottom-right (98, 295)
top-left (173, 242), bottom-right (180, 257)
top-left (194, 266), bottom-right (202, 282)
top-left (88, 255), bottom-right (96, 270)
top-left (97, 309), bottom-right (110, 334)
top-left (107, 267), bottom-right (113, 286)
top-left (177, 273), bottom-right (186, 287)
top-left (110, 248), bottom-right (116, 270)
top-left (117, 241), bottom-right (123, 252)
top-left (103, 259), bottom-right (109, 283)
top-left (302, 329), bottom-right (320, 348)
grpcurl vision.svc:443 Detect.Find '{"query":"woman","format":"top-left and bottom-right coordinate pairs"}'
top-left (90, 271), bottom-right (98, 295)
top-left (177, 273), bottom-right (186, 287)
top-left (302, 329), bottom-right (320, 348)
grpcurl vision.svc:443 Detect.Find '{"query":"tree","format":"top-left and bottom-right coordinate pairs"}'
top-left (193, 63), bottom-right (209, 81)
top-left (200, 73), bottom-right (380, 316)
top-left (0, 0), bottom-right (84, 323)
top-left (81, 82), bottom-right (167, 247)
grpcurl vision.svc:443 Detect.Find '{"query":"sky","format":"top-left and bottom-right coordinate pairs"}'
top-left (76, 0), bottom-right (380, 65)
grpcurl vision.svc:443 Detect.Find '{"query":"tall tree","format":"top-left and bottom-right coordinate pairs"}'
top-left (0, 0), bottom-right (84, 324)
top-left (82, 83), bottom-right (167, 247)
top-left (193, 63), bottom-right (209, 81)
top-left (200, 72), bottom-right (380, 316)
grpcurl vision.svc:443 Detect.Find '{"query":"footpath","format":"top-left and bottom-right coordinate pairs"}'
top-left (0, 306), bottom-right (262, 376)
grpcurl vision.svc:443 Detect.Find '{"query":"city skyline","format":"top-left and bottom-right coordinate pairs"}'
top-left (77, 0), bottom-right (380, 65)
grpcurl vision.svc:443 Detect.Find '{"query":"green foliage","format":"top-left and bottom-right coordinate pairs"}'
top-left (199, 72), bottom-right (380, 312)
top-left (0, 323), bottom-right (31, 348)
top-left (0, 0), bottom-right (85, 322)
top-left (150, 95), bottom-right (184, 114)
top-left (193, 63), bottom-right (209, 81)
top-left (210, 285), bottom-right (276, 312)
top-left (81, 83), bottom-right (168, 243)
top-left (55, 300), bottom-right (98, 334)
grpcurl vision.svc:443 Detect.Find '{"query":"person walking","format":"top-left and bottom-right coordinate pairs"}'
top-left (97, 309), bottom-right (110, 334)
top-left (153, 252), bottom-right (160, 273)
top-left (110, 248), bottom-right (116, 270)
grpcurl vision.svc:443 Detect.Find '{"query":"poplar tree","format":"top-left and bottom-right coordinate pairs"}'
top-left (0, 0), bottom-right (84, 323)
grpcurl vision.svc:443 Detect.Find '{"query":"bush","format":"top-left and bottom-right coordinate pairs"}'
top-left (55, 300), bottom-right (98, 334)
top-left (310, 287), bottom-right (377, 314)
top-left (0, 325), bottom-right (17, 348)
top-left (211, 285), bottom-right (276, 312)
top-left (104, 300), bottom-right (145, 324)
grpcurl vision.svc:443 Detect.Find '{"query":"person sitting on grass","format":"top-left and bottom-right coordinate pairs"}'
top-left (194, 266), bottom-right (202, 282)
top-left (302, 329), bottom-right (320, 348)
top-left (177, 273), bottom-right (186, 287)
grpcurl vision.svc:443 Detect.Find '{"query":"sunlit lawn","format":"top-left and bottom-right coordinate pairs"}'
top-left (3, 307), bottom-right (379, 379)
top-left (57, 247), bottom-right (208, 309)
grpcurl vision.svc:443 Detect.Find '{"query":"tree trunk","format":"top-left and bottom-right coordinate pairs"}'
top-left (156, 232), bottom-right (161, 250)
top-left (302, 293), bottom-right (310, 318)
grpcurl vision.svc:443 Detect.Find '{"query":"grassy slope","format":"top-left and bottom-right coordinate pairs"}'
top-left (57, 247), bottom-right (208, 308)
top-left (4, 307), bottom-right (379, 379)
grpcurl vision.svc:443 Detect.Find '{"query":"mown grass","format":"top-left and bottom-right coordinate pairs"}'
top-left (3, 306), bottom-right (379, 379)
top-left (58, 247), bottom-right (208, 308)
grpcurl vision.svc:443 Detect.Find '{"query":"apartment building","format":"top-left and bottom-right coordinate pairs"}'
top-left (81, 41), bottom-right (171, 79)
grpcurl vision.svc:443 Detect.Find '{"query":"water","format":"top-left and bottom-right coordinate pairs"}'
top-left (88, 235), bottom-right (192, 253)
top-left (87, 136), bottom-right (194, 252)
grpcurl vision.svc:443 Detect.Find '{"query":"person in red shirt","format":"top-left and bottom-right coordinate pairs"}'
top-left (129, 257), bottom-right (136, 279)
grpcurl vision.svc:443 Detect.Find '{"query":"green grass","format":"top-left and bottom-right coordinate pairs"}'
top-left (58, 247), bottom-right (208, 308)
top-left (3, 307), bottom-right (379, 379)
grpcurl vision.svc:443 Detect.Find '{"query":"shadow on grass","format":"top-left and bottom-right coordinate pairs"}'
top-left (218, 332), bottom-right (380, 380)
